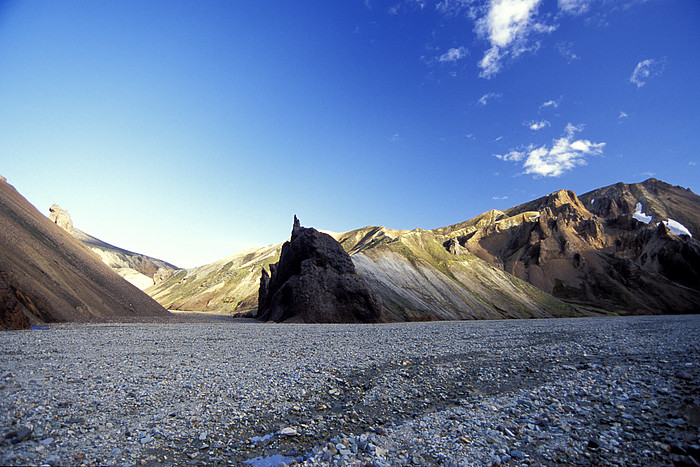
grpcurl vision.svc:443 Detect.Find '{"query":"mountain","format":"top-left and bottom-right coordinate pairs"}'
top-left (148, 179), bottom-right (699, 319)
top-left (436, 178), bottom-right (700, 314)
top-left (0, 178), bottom-right (170, 330)
top-left (149, 224), bottom-right (578, 321)
top-left (47, 204), bottom-right (181, 290)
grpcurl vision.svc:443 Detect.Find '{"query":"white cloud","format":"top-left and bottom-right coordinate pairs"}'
top-left (558, 0), bottom-right (592, 15)
top-left (539, 98), bottom-right (560, 110)
top-left (526, 120), bottom-right (550, 130)
top-left (494, 150), bottom-right (525, 161)
top-left (477, 91), bottom-right (502, 106)
top-left (618, 111), bottom-right (628, 120)
top-left (630, 58), bottom-right (665, 87)
top-left (522, 123), bottom-right (605, 177)
top-left (493, 195), bottom-right (509, 200)
top-left (475, 0), bottom-right (555, 78)
top-left (438, 46), bottom-right (468, 62)
top-left (389, 133), bottom-right (401, 142)
top-left (495, 124), bottom-right (604, 177)
top-left (689, 161), bottom-right (697, 166)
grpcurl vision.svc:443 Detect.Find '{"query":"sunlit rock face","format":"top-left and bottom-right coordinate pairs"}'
top-left (257, 216), bottom-right (381, 323)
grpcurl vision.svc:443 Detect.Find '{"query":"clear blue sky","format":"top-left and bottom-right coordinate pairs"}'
top-left (1, 0), bottom-right (698, 268)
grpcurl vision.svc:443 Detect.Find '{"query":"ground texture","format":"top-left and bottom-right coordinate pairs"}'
top-left (1, 315), bottom-right (699, 466)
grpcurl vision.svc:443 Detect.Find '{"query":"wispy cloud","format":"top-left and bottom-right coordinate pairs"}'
top-left (492, 195), bottom-right (509, 200)
top-left (689, 161), bottom-right (697, 167)
top-left (618, 111), bottom-right (628, 121)
top-left (495, 123), bottom-right (605, 177)
top-left (494, 150), bottom-right (525, 161)
top-left (438, 46), bottom-right (468, 63)
top-left (558, 0), bottom-right (593, 15)
top-left (389, 133), bottom-right (401, 142)
top-left (539, 98), bottom-right (560, 110)
top-left (526, 120), bottom-right (550, 131)
top-left (630, 58), bottom-right (665, 87)
top-left (435, 0), bottom-right (477, 17)
top-left (475, 0), bottom-right (556, 78)
top-left (556, 41), bottom-right (579, 62)
top-left (477, 91), bottom-right (502, 106)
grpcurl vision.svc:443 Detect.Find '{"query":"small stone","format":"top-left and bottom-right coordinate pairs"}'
top-left (280, 427), bottom-right (298, 436)
top-left (5, 426), bottom-right (33, 444)
top-left (198, 432), bottom-right (207, 441)
top-left (587, 438), bottom-right (600, 450)
top-left (140, 436), bottom-right (154, 444)
top-left (510, 450), bottom-right (525, 460)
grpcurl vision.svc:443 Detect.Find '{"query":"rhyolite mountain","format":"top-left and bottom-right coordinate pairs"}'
top-left (148, 178), bottom-right (699, 319)
top-left (48, 204), bottom-right (181, 290)
top-left (0, 177), bottom-right (170, 330)
top-left (434, 178), bottom-right (699, 313)
top-left (257, 216), bottom-right (382, 323)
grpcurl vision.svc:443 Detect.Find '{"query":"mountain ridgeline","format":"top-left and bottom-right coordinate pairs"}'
top-left (146, 178), bottom-right (700, 320)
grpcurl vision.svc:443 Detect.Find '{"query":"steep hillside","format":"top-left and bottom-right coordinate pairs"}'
top-left (146, 244), bottom-right (282, 313)
top-left (439, 179), bottom-right (700, 314)
top-left (48, 205), bottom-right (181, 290)
top-left (72, 229), bottom-right (180, 290)
top-left (0, 179), bottom-right (170, 330)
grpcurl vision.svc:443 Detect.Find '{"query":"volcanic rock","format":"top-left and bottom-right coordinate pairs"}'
top-left (256, 216), bottom-right (381, 323)
top-left (48, 204), bottom-right (73, 233)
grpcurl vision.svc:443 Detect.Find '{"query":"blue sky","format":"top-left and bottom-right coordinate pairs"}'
top-left (1, 0), bottom-right (698, 268)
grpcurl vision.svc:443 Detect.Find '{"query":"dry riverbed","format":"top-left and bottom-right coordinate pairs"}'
top-left (1, 315), bottom-right (698, 466)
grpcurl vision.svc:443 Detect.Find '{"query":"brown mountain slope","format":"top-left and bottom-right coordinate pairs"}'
top-left (0, 178), bottom-right (170, 330)
top-left (439, 179), bottom-right (700, 314)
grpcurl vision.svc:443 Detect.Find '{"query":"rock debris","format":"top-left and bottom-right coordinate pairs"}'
top-left (0, 315), bottom-right (698, 466)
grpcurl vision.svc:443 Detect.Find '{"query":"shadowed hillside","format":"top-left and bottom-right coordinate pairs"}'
top-left (0, 178), bottom-right (170, 330)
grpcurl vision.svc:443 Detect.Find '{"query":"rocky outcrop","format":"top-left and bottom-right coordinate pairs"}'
top-left (257, 217), bottom-right (381, 323)
top-left (49, 204), bottom-right (73, 233)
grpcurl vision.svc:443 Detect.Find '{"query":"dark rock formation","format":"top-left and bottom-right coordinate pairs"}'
top-left (257, 216), bottom-right (381, 323)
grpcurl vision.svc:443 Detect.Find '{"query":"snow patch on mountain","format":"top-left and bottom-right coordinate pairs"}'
top-left (633, 202), bottom-right (652, 224)
top-left (662, 219), bottom-right (692, 237)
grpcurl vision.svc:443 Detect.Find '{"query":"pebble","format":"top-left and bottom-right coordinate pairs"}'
top-left (0, 316), bottom-right (698, 466)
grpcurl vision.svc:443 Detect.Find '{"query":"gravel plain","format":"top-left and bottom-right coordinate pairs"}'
top-left (1, 314), bottom-right (699, 466)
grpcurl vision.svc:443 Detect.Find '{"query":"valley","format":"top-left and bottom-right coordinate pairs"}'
top-left (1, 315), bottom-right (697, 466)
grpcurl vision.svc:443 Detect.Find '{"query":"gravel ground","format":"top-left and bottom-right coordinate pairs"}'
top-left (1, 315), bottom-right (698, 466)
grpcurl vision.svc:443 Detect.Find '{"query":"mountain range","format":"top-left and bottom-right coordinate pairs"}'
top-left (146, 178), bottom-right (700, 319)
top-left (1, 177), bottom-right (698, 329)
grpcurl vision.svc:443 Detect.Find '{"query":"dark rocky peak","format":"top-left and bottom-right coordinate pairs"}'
top-left (257, 217), bottom-right (381, 323)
